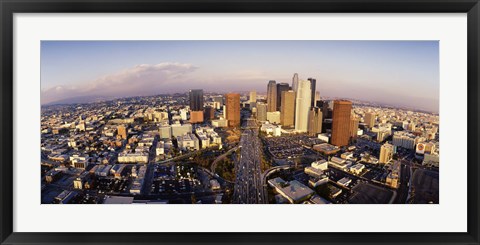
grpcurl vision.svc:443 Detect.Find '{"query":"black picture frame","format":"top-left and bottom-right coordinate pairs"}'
top-left (1, 0), bottom-right (479, 244)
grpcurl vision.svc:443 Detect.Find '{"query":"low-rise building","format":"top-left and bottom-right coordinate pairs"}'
top-left (349, 163), bottom-right (365, 175)
top-left (177, 133), bottom-right (200, 151)
top-left (260, 122), bottom-right (282, 136)
top-left (337, 177), bottom-right (352, 187)
top-left (312, 143), bottom-right (340, 155)
top-left (118, 151), bottom-right (149, 164)
top-left (268, 177), bottom-right (315, 204)
top-left (311, 159), bottom-right (328, 170)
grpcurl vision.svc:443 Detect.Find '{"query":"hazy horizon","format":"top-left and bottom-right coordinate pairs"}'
top-left (41, 40), bottom-right (439, 112)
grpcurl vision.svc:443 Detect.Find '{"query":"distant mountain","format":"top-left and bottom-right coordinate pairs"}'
top-left (43, 95), bottom-right (116, 106)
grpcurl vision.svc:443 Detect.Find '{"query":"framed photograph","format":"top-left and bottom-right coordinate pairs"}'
top-left (1, 0), bottom-right (479, 244)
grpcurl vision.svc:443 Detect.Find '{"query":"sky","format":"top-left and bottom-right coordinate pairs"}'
top-left (41, 40), bottom-right (439, 112)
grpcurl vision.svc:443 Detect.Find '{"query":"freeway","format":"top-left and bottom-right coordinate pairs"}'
top-left (233, 119), bottom-right (265, 204)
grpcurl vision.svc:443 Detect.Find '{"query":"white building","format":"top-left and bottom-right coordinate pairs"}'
top-left (212, 118), bottom-right (228, 128)
top-left (311, 159), bottom-right (328, 170)
top-left (260, 122), bottom-right (282, 136)
top-left (118, 152), bottom-right (148, 164)
top-left (171, 123), bottom-right (192, 137)
top-left (337, 177), bottom-right (352, 187)
top-left (317, 133), bottom-right (330, 143)
top-left (294, 80), bottom-right (311, 132)
top-left (195, 131), bottom-right (210, 149)
top-left (392, 131), bottom-right (416, 149)
top-left (177, 133), bottom-right (200, 151)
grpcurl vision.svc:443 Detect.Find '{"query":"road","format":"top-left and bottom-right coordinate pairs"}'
top-left (232, 118), bottom-right (265, 204)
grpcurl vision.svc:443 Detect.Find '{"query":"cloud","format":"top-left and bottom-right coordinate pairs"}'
top-left (41, 62), bottom-right (198, 104)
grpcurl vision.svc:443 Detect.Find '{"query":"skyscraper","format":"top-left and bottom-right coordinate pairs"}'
top-left (190, 111), bottom-right (204, 123)
top-left (331, 100), bottom-right (352, 146)
top-left (308, 78), bottom-right (317, 107)
top-left (365, 112), bottom-right (376, 128)
top-left (276, 83), bottom-right (290, 111)
top-left (225, 93), bottom-right (240, 127)
top-left (256, 102), bottom-right (267, 122)
top-left (280, 90), bottom-right (295, 127)
top-left (308, 107), bottom-right (323, 136)
top-left (267, 80), bottom-right (277, 112)
top-left (349, 115), bottom-right (359, 139)
top-left (295, 80), bottom-right (311, 132)
top-left (292, 73), bottom-right (299, 92)
top-left (315, 91), bottom-right (321, 103)
top-left (249, 90), bottom-right (257, 103)
top-left (204, 106), bottom-right (215, 120)
top-left (380, 143), bottom-right (394, 164)
top-left (189, 89), bottom-right (204, 111)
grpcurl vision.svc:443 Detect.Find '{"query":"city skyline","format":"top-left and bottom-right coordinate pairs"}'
top-left (41, 41), bottom-right (439, 112)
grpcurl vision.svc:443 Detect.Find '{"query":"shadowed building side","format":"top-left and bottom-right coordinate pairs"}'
top-left (331, 100), bottom-right (352, 146)
top-left (225, 93), bottom-right (240, 128)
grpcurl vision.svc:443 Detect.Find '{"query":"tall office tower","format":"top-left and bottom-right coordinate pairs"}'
top-left (315, 91), bottom-right (321, 103)
top-left (307, 107), bottom-right (323, 136)
top-left (307, 78), bottom-right (317, 107)
top-left (364, 112), bottom-right (376, 128)
top-left (349, 115), bottom-right (359, 139)
top-left (280, 90), bottom-right (295, 127)
top-left (225, 93), bottom-right (241, 127)
top-left (256, 102), bottom-right (268, 122)
top-left (267, 80), bottom-right (277, 112)
top-left (276, 83), bottom-right (290, 111)
top-left (331, 100), bottom-right (352, 146)
top-left (117, 125), bottom-right (127, 139)
top-left (294, 80), bottom-right (312, 132)
top-left (204, 106), bottom-right (215, 120)
top-left (190, 111), bottom-right (204, 123)
top-left (189, 89), bottom-right (204, 111)
top-left (379, 142), bottom-right (394, 164)
top-left (292, 73), bottom-right (299, 92)
top-left (249, 90), bottom-right (257, 103)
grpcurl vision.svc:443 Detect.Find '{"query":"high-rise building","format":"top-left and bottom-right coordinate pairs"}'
top-left (256, 102), bottom-right (267, 122)
top-left (267, 80), bottom-right (277, 112)
top-left (267, 111), bottom-right (281, 124)
top-left (349, 116), bottom-right (359, 139)
top-left (189, 89), bottom-right (204, 111)
top-left (225, 93), bottom-right (240, 127)
top-left (307, 78), bottom-right (317, 107)
top-left (295, 80), bottom-right (311, 132)
top-left (379, 143), bottom-right (394, 164)
top-left (117, 125), bottom-right (127, 139)
top-left (315, 91), bottom-right (321, 103)
top-left (292, 73), bottom-right (299, 92)
top-left (364, 112), bottom-right (376, 128)
top-left (276, 83), bottom-right (290, 111)
top-left (331, 100), bottom-right (352, 146)
top-left (308, 107), bottom-right (323, 136)
top-left (280, 90), bottom-right (295, 127)
top-left (249, 91), bottom-right (257, 103)
top-left (189, 111), bottom-right (204, 123)
top-left (204, 106), bottom-right (215, 120)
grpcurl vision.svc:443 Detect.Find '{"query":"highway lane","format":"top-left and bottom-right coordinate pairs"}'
top-left (233, 119), bottom-right (265, 204)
